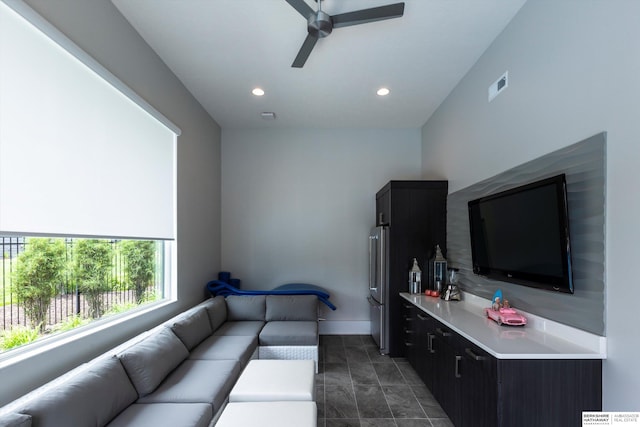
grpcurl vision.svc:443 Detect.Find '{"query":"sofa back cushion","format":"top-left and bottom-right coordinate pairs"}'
top-left (266, 295), bottom-right (317, 321)
top-left (19, 356), bottom-right (137, 427)
top-left (118, 328), bottom-right (189, 397)
top-left (0, 412), bottom-right (31, 427)
top-left (203, 296), bottom-right (227, 331)
top-left (225, 295), bottom-right (266, 321)
top-left (170, 307), bottom-right (212, 351)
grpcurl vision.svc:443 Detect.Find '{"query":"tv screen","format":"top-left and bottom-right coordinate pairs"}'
top-left (468, 174), bottom-right (574, 293)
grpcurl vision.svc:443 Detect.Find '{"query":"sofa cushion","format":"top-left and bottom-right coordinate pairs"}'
top-left (259, 321), bottom-right (318, 346)
top-left (202, 296), bottom-right (227, 332)
top-left (189, 335), bottom-right (258, 365)
top-left (118, 328), bottom-right (189, 397)
top-left (225, 295), bottom-right (265, 321)
top-left (20, 356), bottom-right (137, 427)
top-left (137, 360), bottom-right (241, 413)
top-left (228, 360), bottom-right (316, 402)
top-left (213, 321), bottom-right (265, 337)
top-left (106, 403), bottom-right (212, 427)
top-left (266, 295), bottom-right (317, 321)
top-left (0, 413), bottom-right (31, 427)
top-left (170, 307), bottom-right (212, 351)
top-left (216, 401), bottom-right (317, 427)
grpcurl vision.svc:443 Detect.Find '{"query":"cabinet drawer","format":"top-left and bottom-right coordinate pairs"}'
top-left (401, 305), bottom-right (415, 350)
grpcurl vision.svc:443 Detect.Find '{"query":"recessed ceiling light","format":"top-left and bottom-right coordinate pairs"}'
top-left (377, 87), bottom-right (390, 96)
top-left (252, 88), bottom-right (265, 96)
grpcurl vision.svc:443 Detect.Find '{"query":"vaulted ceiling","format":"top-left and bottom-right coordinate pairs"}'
top-left (112, 0), bottom-right (526, 129)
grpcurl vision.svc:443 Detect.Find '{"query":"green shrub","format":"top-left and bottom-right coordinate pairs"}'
top-left (72, 239), bottom-right (113, 319)
top-left (12, 238), bottom-right (66, 331)
top-left (121, 240), bottom-right (156, 304)
top-left (52, 315), bottom-right (90, 333)
top-left (105, 301), bottom-right (139, 316)
top-left (142, 289), bottom-right (158, 303)
top-left (1, 325), bottom-right (40, 350)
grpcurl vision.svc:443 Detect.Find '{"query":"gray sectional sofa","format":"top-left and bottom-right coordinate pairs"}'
top-left (0, 294), bottom-right (319, 427)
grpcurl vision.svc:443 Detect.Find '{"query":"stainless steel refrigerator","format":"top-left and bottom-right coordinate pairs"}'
top-left (368, 225), bottom-right (389, 354)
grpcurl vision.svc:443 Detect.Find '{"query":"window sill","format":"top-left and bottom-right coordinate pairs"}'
top-left (0, 298), bottom-right (177, 370)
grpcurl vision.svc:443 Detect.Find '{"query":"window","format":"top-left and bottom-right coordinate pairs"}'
top-left (1, 236), bottom-right (170, 352)
top-left (0, 1), bottom-right (179, 352)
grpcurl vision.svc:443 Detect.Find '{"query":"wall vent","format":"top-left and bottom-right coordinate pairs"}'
top-left (488, 71), bottom-right (509, 102)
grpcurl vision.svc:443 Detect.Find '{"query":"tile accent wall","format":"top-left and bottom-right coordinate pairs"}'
top-left (446, 132), bottom-right (606, 335)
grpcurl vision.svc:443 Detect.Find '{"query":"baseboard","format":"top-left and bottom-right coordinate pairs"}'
top-left (318, 320), bottom-right (370, 335)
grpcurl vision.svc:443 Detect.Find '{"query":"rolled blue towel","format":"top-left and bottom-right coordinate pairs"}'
top-left (205, 281), bottom-right (336, 310)
top-left (218, 271), bottom-right (231, 283)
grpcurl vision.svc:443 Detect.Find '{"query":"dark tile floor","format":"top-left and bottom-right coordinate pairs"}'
top-left (317, 335), bottom-right (454, 427)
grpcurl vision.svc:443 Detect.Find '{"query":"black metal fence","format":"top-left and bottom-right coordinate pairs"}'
top-left (1, 236), bottom-right (162, 333)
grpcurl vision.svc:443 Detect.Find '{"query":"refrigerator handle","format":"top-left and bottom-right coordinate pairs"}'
top-left (367, 295), bottom-right (382, 307)
top-left (368, 234), bottom-right (378, 292)
top-left (379, 227), bottom-right (386, 288)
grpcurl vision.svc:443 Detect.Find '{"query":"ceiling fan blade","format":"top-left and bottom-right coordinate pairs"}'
top-left (332, 2), bottom-right (405, 28)
top-left (292, 34), bottom-right (318, 68)
top-left (285, 0), bottom-right (315, 19)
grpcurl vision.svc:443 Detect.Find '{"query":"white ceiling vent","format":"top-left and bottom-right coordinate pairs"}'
top-left (488, 71), bottom-right (508, 102)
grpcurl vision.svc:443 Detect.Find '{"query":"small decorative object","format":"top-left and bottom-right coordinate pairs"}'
top-left (442, 267), bottom-right (461, 301)
top-left (491, 289), bottom-right (503, 308)
top-left (484, 289), bottom-right (527, 326)
top-left (429, 244), bottom-right (447, 296)
top-left (408, 258), bottom-right (422, 294)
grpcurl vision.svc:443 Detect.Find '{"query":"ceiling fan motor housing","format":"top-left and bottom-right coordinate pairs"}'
top-left (308, 10), bottom-right (333, 38)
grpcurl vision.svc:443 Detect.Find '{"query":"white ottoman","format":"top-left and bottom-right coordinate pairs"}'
top-left (216, 401), bottom-right (317, 427)
top-left (229, 359), bottom-right (315, 402)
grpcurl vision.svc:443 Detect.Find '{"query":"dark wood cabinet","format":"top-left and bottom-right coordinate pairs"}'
top-left (401, 303), bottom-right (416, 364)
top-left (403, 303), bottom-right (437, 389)
top-left (376, 181), bottom-right (448, 357)
top-left (376, 190), bottom-right (391, 226)
top-left (432, 326), bottom-right (461, 423)
top-left (497, 358), bottom-right (602, 427)
top-left (403, 304), bottom-right (602, 427)
top-left (413, 310), bottom-right (435, 389)
top-left (458, 338), bottom-right (497, 427)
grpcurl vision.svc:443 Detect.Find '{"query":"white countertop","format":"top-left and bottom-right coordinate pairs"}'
top-left (400, 292), bottom-right (606, 360)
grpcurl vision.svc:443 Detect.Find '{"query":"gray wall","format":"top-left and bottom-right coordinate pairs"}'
top-left (0, 0), bottom-right (221, 406)
top-left (421, 0), bottom-right (640, 411)
top-left (221, 128), bottom-right (421, 327)
top-left (447, 133), bottom-right (606, 335)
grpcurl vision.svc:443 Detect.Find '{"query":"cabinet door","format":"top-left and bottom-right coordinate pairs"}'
top-left (413, 311), bottom-right (433, 389)
top-left (432, 322), bottom-right (462, 425)
top-left (376, 189), bottom-right (391, 226)
top-left (458, 339), bottom-right (498, 427)
top-left (497, 358), bottom-right (602, 427)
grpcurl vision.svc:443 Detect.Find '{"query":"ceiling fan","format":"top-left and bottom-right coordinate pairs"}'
top-left (285, 0), bottom-right (405, 68)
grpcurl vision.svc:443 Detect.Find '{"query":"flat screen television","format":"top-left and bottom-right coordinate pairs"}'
top-left (467, 174), bottom-right (574, 294)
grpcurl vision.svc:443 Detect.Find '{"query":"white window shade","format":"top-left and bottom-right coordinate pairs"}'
top-left (0, 2), bottom-right (179, 240)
